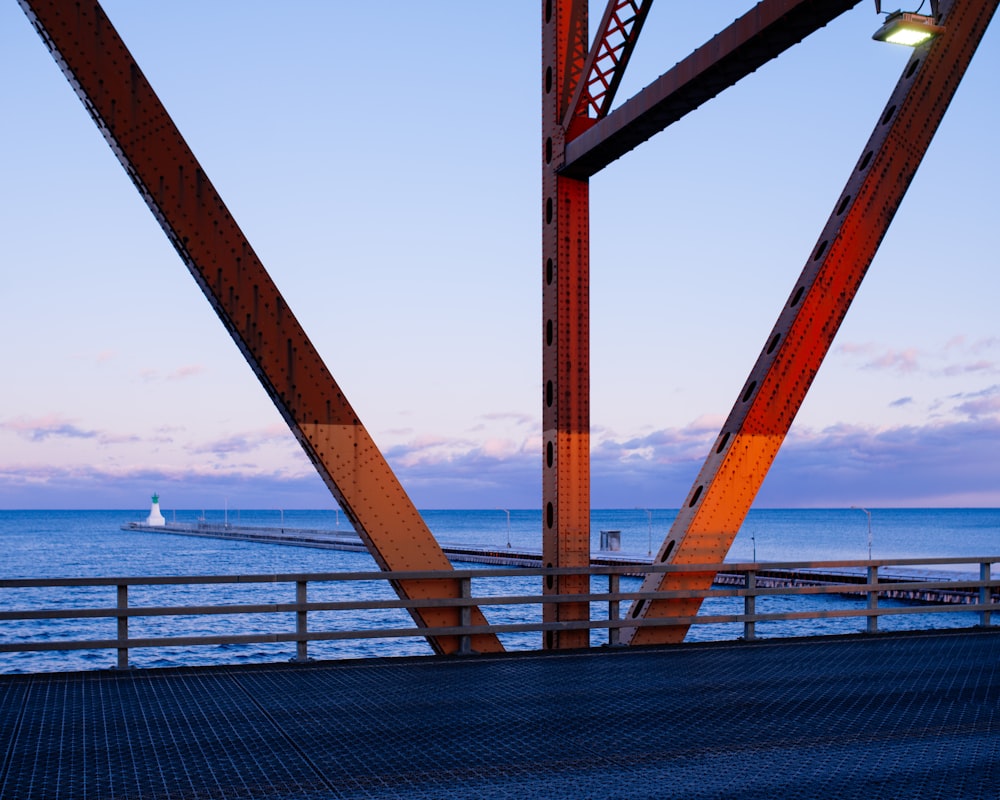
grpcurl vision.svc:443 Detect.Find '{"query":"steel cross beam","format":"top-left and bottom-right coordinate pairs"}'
top-left (625, 0), bottom-right (998, 646)
top-left (562, 0), bottom-right (862, 179)
top-left (17, 0), bottom-right (502, 656)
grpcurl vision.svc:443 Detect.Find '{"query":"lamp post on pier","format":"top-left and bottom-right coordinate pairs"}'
top-left (852, 506), bottom-right (872, 560)
top-left (498, 508), bottom-right (511, 549)
top-left (637, 508), bottom-right (652, 556)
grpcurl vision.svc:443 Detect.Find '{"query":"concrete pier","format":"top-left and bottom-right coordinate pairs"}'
top-left (123, 521), bottom-right (993, 605)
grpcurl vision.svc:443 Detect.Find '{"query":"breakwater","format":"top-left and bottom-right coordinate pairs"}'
top-left (122, 521), bottom-right (994, 606)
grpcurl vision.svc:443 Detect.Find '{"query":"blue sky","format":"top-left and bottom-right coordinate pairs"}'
top-left (1, 2), bottom-right (998, 511)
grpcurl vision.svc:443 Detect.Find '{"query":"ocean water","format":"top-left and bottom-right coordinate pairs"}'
top-left (1, 508), bottom-right (997, 673)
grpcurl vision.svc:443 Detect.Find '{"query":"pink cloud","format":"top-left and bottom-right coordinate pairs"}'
top-left (951, 385), bottom-right (1000, 419)
top-left (942, 360), bottom-right (996, 377)
top-left (189, 427), bottom-right (298, 460)
top-left (479, 412), bottom-right (535, 427)
top-left (836, 341), bottom-right (921, 372)
top-left (166, 364), bottom-right (206, 381)
top-left (0, 415), bottom-right (98, 442)
top-left (836, 341), bottom-right (876, 356)
top-left (862, 347), bottom-right (921, 373)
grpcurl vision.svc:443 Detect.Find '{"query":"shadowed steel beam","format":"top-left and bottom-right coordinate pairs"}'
top-left (562, 0), bottom-right (861, 178)
top-left (542, 0), bottom-right (592, 649)
top-left (17, 0), bottom-right (502, 656)
top-left (625, 0), bottom-right (998, 646)
top-left (563, 0), bottom-right (655, 131)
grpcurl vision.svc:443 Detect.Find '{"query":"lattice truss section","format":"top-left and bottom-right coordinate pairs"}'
top-left (568, 0), bottom-right (653, 122)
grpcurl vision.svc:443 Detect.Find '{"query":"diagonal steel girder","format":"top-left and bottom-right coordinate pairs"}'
top-left (16, 0), bottom-right (503, 656)
top-left (625, 0), bottom-right (999, 646)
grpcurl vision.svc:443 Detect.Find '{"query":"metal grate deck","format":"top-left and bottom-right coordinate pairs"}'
top-left (1, 629), bottom-right (997, 798)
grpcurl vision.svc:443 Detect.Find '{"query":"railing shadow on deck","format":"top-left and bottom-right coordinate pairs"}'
top-left (1, 556), bottom-right (997, 671)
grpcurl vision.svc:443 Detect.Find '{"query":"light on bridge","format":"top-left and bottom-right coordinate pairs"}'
top-left (873, 12), bottom-right (944, 46)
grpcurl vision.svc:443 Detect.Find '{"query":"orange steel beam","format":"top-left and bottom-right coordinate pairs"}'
top-left (562, 0), bottom-right (861, 178)
top-left (542, 0), bottom-right (592, 649)
top-left (545, 0), bottom-right (858, 649)
top-left (625, 0), bottom-right (998, 646)
top-left (17, 0), bottom-right (502, 656)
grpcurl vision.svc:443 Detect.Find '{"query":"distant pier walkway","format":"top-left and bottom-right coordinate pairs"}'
top-left (123, 521), bottom-right (992, 605)
top-left (2, 628), bottom-right (997, 799)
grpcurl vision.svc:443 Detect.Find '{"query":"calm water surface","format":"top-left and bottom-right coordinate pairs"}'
top-left (1, 508), bottom-right (997, 672)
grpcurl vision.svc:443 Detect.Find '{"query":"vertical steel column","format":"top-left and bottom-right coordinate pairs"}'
top-left (626, 0), bottom-right (998, 646)
top-left (543, 0), bottom-right (591, 649)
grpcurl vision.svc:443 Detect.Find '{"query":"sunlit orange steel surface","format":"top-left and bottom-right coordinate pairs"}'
top-left (15, 0), bottom-right (995, 657)
top-left (17, 0), bottom-right (502, 655)
top-left (542, 0), bottom-right (592, 648)
top-left (626, 0), bottom-right (998, 645)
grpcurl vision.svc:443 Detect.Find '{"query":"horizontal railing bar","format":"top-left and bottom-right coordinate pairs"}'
top-left (0, 613), bottom-right (714, 653)
top-left (738, 601), bottom-right (1000, 625)
top-left (3, 557), bottom-right (996, 664)
top-left (3, 599), bottom-right (996, 655)
top-left (0, 603), bottom-right (293, 621)
top-left (0, 591), bottom-right (668, 621)
top-left (2, 556), bottom-right (996, 589)
top-left (3, 579), bottom-right (997, 624)
top-left (717, 579), bottom-right (1000, 599)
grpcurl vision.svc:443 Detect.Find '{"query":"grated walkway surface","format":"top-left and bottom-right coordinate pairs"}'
top-left (1, 629), bottom-right (998, 799)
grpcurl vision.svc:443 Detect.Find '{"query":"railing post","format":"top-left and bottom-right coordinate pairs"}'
top-left (608, 573), bottom-right (620, 647)
top-left (458, 576), bottom-right (473, 655)
top-left (744, 570), bottom-right (756, 641)
top-left (292, 580), bottom-right (309, 662)
top-left (867, 565), bottom-right (879, 634)
top-left (116, 583), bottom-right (130, 669)
top-left (980, 562), bottom-right (992, 628)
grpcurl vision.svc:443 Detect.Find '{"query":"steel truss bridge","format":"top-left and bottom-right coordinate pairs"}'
top-left (13, 0), bottom-right (998, 654)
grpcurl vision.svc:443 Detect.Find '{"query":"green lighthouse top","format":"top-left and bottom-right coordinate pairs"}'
top-left (152, 493), bottom-right (159, 504)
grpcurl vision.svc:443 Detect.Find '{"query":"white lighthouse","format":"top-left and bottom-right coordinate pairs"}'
top-left (146, 492), bottom-right (166, 527)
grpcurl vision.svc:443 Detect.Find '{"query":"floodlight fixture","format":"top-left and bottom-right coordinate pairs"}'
top-left (873, 11), bottom-right (944, 46)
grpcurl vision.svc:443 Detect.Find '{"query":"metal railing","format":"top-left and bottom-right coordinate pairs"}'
top-left (1, 556), bottom-right (997, 670)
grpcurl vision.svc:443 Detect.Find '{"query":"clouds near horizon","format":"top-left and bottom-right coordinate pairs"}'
top-left (3, 410), bottom-right (998, 510)
top-left (2, 2), bottom-right (997, 514)
top-left (4, 329), bottom-right (998, 510)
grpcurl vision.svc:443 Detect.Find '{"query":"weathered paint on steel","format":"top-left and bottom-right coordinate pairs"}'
top-left (542, 0), bottom-right (592, 648)
top-left (625, 0), bottom-right (999, 646)
top-left (18, 0), bottom-right (502, 655)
